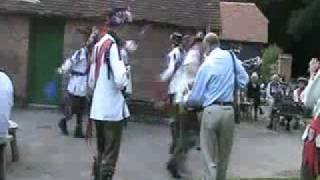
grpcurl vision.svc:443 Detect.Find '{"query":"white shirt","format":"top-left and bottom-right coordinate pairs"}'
top-left (0, 72), bottom-right (13, 137)
top-left (160, 47), bottom-right (183, 95)
top-left (303, 71), bottom-right (320, 118)
top-left (175, 45), bottom-right (201, 104)
top-left (60, 48), bottom-right (88, 97)
top-left (293, 88), bottom-right (303, 103)
top-left (89, 34), bottom-right (130, 121)
top-left (121, 48), bottom-right (132, 94)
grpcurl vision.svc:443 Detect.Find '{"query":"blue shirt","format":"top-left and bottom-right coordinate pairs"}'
top-left (187, 48), bottom-right (249, 108)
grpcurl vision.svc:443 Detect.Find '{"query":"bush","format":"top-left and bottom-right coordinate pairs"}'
top-left (261, 44), bottom-right (283, 82)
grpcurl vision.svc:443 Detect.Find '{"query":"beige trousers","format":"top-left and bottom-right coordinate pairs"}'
top-left (200, 105), bottom-right (234, 180)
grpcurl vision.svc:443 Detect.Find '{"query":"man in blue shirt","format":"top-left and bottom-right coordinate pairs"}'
top-left (186, 32), bottom-right (249, 180)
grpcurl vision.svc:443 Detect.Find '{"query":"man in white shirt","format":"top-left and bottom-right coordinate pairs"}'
top-left (166, 33), bottom-right (203, 179)
top-left (0, 70), bottom-right (13, 137)
top-left (57, 28), bottom-right (91, 138)
top-left (88, 19), bottom-right (129, 180)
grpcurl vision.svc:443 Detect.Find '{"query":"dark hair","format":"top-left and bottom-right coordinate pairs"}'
top-left (108, 30), bottom-right (122, 47)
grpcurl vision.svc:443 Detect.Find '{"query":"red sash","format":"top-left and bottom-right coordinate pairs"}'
top-left (304, 117), bottom-right (320, 176)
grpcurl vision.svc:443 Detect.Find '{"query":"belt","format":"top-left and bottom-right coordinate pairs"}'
top-left (211, 102), bottom-right (233, 106)
top-left (70, 71), bottom-right (87, 76)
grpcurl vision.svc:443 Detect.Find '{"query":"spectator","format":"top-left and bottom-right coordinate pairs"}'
top-left (247, 72), bottom-right (263, 121)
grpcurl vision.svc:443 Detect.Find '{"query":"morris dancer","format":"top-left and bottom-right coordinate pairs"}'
top-left (57, 28), bottom-right (92, 138)
top-left (88, 15), bottom-right (130, 180)
top-left (160, 32), bottom-right (185, 178)
top-left (186, 33), bottom-right (248, 180)
top-left (160, 32), bottom-right (183, 152)
top-left (166, 32), bottom-right (204, 179)
top-left (301, 58), bottom-right (320, 180)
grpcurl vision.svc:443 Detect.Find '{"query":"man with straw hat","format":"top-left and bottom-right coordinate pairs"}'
top-left (87, 9), bottom-right (132, 180)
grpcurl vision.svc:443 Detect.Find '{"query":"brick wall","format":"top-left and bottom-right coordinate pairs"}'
top-left (0, 15), bottom-right (30, 99)
top-left (63, 20), bottom-right (97, 59)
top-left (115, 24), bottom-right (194, 101)
top-left (64, 21), bottom-right (196, 102)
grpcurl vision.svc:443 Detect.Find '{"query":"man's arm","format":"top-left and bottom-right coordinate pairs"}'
top-left (187, 65), bottom-right (212, 108)
top-left (303, 72), bottom-right (320, 108)
top-left (58, 50), bottom-right (81, 74)
top-left (235, 59), bottom-right (249, 89)
top-left (160, 55), bottom-right (175, 82)
top-left (109, 43), bottom-right (129, 90)
top-left (88, 46), bottom-right (98, 90)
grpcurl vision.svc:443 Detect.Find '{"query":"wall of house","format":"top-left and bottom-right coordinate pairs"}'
top-left (63, 20), bottom-right (98, 59)
top-left (64, 21), bottom-right (197, 102)
top-left (0, 15), bottom-right (30, 100)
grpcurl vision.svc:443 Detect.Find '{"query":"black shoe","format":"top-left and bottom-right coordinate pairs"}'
top-left (166, 162), bottom-right (181, 179)
top-left (58, 119), bottom-right (69, 135)
top-left (74, 126), bottom-right (85, 138)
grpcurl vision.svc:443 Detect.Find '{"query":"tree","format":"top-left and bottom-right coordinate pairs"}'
top-left (288, 0), bottom-right (320, 40)
top-left (261, 44), bottom-right (283, 82)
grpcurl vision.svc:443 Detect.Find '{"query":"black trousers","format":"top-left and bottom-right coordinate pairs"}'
top-left (94, 120), bottom-right (123, 180)
top-left (168, 106), bottom-right (200, 168)
top-left (63, 94), bottom-right (87, 126)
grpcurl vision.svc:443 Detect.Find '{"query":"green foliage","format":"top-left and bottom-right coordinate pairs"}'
top-left (288, 0), bottom-right (320, 40)
top-left (261, 44), bottom-right (283, 82)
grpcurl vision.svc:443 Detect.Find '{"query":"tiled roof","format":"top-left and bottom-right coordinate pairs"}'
top-left (0, 0), bottom-right (109, 19)
top-left (0, 0), bottom-right (221, 29)
top-left (220, 2), bottom-right (268, 43)
top-left (122, 0), bottom-right (221, 29)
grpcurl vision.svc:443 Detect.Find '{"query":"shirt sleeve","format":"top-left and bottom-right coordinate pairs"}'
top-left (187, 65), bottom-right (212, 108)
top-left (235, 58), bottom-right (249, 89)
top-left (303, 72), bottom-right (320, 108)
top-left (109, 43), bottom-right (129, 90)
top-left (293, 89), bottom-right (299, 102)
top-left (160, 54), bottom-right (175, 81)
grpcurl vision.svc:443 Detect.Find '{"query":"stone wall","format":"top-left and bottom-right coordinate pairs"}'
top-left (0, 15), bottom-right (30, 99)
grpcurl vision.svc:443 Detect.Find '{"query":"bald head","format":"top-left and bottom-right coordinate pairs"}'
top-left (203, 32), bottom-right (220, 47)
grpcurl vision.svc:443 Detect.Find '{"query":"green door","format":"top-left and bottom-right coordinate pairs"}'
top-left (28, 18), bottom-right (65, 105)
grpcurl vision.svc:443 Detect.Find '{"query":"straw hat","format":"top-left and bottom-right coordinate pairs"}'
top-left (297, 77), bottom-right (308, 82)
